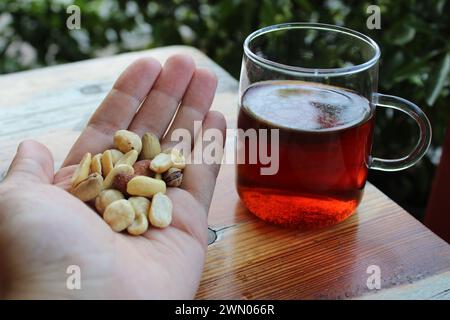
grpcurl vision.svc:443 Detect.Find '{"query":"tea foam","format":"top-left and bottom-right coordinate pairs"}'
top-left (242, 81), bottom-right (371, 131)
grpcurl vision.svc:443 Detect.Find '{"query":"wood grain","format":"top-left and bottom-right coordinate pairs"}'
top-left (0, 45), bottom-right (449, 299)
top-left (197, 165), bottom-right (450, 299)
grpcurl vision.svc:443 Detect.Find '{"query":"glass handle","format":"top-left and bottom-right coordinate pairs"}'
top-left (370, 93), bottom-right (432, 172)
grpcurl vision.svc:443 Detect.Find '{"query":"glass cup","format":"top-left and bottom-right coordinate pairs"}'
top-left (236, 23), bottom-right (431, 229)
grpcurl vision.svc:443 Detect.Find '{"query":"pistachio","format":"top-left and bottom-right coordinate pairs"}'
top-left (101, 149), bottom-right (114, 177)
top-left (141, 132), bottom-right (161, 160)
top-left (90, 153), bottom-right (102, 175)
top-left (162, 167), bottom-right (183, 187)
top-left (71, 152), bottom-right (92, 188)
top-left (71, 173), bottom-right (103, 202)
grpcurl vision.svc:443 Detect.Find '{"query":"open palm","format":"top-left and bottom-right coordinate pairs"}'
top-left (0, 55), bottom-right (226, 299)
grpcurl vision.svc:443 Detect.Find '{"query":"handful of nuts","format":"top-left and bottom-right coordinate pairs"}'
top-left (70, 130), bottom-right (185, 235)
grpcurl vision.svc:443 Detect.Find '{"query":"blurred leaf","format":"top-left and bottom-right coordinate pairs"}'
top-left (392, 50), bottom-right (441, 83)
top-left (426, 53), bottom-right (450, 106)
top-left (385, 22), bottom-right (416, 46)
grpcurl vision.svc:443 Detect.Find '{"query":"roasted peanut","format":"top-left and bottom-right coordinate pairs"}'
top-left (128, 197), bottom-right (151, 216)
top-left (141, 132), bottom-right (161, 160)
top-left (101, 149), bottom-right (114, 177)
top-left (133, 160), bottom-right (153, 177)
top-left (163, 148), bottom-right (186, 169)
top-left (71, 173), bottom-right (103, 201)
top-left (150, 153), bottom-right (172, 173)
top-left (103, 164), bottom-right (134, 189)
top-left (148, 192), bottom-right (172, 228)
top-left (95, 189), bottom-right (125, 214)
top-left (114, 129), bottom-right (142, 154)
top-left (110, 149), bottom-right (124, 165)
top-left (162, 167), bottom-right (183, 187)
top-left (127, 176), bottom-right (166, 197)
top-left (103, 199), bottom-right (135, 232)
top-left (90, 153), bottom-right (102, 175)
top-left (71, 152), bottom-right (92, 188)
top-left (127, 213), bottom-right (149, 236)
top-left (115, 149), bottom-right (138, 167)
top-left (112, 173), bottom-right (135, 195)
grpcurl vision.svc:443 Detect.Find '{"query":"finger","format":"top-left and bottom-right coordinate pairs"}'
top-left (62, 57), bottom-right (162, 166)
top-left (128, 54), bottom-right (196, 138)
top-left (161, 68), bottom-right (218, 151)
top-left (53, 165), bottom-right (77, 191)
top-left (182, 111), bottom-right (226, 212)
top-left (5, 140), bottom-right (54, 184)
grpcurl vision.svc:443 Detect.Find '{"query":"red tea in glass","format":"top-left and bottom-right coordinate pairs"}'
top-left (237, 23), bottom-right (431, 229)
top-left (237, 81), bottom-right (374, 228)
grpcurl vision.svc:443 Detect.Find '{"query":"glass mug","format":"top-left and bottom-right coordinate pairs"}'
top-left (236, 23), bottom-right (431, 229)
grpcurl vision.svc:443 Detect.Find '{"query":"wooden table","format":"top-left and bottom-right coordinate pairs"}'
top-left (1, 46), bottom-right (449, 300)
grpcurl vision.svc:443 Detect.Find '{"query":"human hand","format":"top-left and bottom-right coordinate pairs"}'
top-left (0, 54), bottom-right (226, 299)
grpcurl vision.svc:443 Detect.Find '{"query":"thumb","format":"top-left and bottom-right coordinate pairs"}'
top-left (5, 140), bottom-right (54, 184)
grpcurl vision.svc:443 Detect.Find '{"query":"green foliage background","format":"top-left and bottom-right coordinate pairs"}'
top-left (1, 0), bottom-right (449, 219)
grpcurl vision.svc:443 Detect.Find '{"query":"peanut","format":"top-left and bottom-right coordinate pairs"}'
top-left (171, 150), bottom-right (186, 170)
top-left (128, 197), bottom-right (151, 216)
top-left (127, 213), bottom-right (149, 236)
top-left (101, 149), bottom-right (114, 177)
top-left (103, 164), bottom-right (134, 189)
top-left (114, 130), bottom-right (142, 154)
top-left (148, 192), bottom-right (172, 228)
top-left (133, 160), bottom-right (153, 177)
top-left (141, 132), bottom-right (161, 160)
top-left (162, 167), bottom-right (183, 187)
top-left (127, 176), bottom-right (166, 197)
top-left (112, 173), bottom-right (135, 195)
top-left (65, 129), bottom-right (180, 233)
top-left (127, 197), bottom-right (150, 236)
top-left (110, 149), bottom-right (124, 165)
top-left (71, 173), bottom-right (103, 201)
top-left (95, 189), bottom-right (125, 214)
top-left (90, 153), bottom-right (102, 175)
top-left (115, 149), bottom-right (138, 167)
top-left (71, 152), bottom-right (92, 188)
top-left (103, 199), bottom-right (135, 232)
top-left (150, 153), bottom-right (172, 173)
top-left (164, 148), bottom-right (186, 169)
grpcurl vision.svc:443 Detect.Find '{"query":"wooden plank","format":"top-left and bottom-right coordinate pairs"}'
top-left (197, 165), bottom-right (450, 299)
top-left (0, 45), bottom-right (449, 299)
top-left (355, 271), bottom-right (450, 300)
